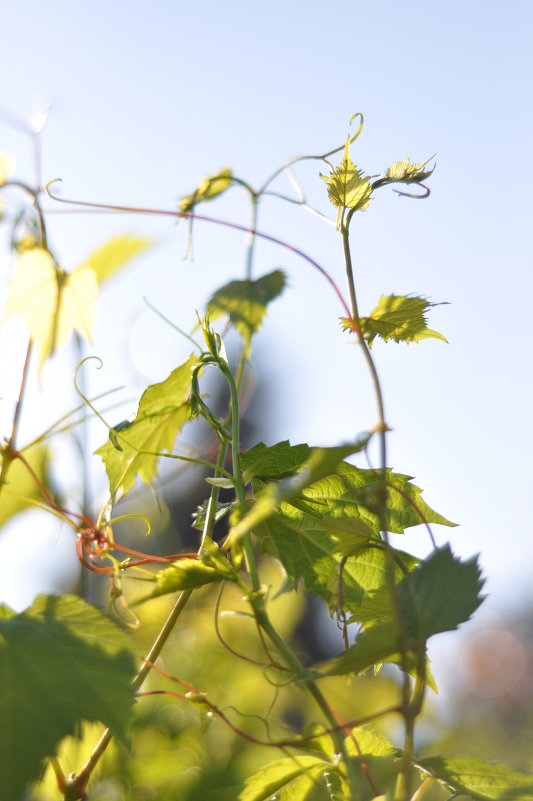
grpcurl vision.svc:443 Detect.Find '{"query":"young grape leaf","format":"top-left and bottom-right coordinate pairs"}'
top-left (3, 248), bottom-right (98, 369)
top-left (346, 295), bottom-right (447, 348)
top-left (239, 754), bottom-right (335, 801)
top-left (140, 544), bottom-right (236, 599)
top-left (179, 167), bottom-right (232, 213)
top-left (321, 136), bottom-right (373, 228)
top-left (76, 233), bottom-right (154, 284)
top-left (95, 354), bottom-right (201, 497)
top-left (344, 726), bottom-right (398, 757)
top-left (0, 445), bottom-right (50, 527)
top-left (0, 152), bottom-right (15, 184)
top-left (323, 547), bottom-right (484, 676)
top-left (206, 269), bottom-right (287, 358)
top-left (0, 594), bottom-right (136, 801)
top-left (385, 156), bottom-right (435, 183)
top-left (418, 756), bottom-right (533, 801)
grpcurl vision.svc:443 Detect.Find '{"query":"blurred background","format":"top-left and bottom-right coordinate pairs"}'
top-left (0, 2), bottom-right (532, 798)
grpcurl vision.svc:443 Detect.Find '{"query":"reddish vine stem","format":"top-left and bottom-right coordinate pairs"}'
top-left (44, 182), bottom-right (354, 321)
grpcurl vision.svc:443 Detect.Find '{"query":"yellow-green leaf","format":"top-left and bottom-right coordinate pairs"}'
top-left (321, 136), bottom-right (373, 227)
top-left (179, 167), bottom-right (232, 213)
top-left (0, 153), bottom-right (15, 184)
top-left (385, 156), bottom-right (435, 183)
top-left (350, 295), bottom-right (447, 348)
top-left (3, 248), bottom-right (98, 369)
top-left (0, 446), bottom-right (50, 527)
top-left (77, 234), bottom-right (154, 284)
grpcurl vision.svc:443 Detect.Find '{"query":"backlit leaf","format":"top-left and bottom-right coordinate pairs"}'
top-left (323, 546), bottom-right (484, 676)
top-left (321, 136), bottom-right (373, 227)
top-left (239, 754), bottom-right (335, 801)
top-left (96, 354), bottom-right (201, 497)
top-left (3, 248), bottom-right (98, 369)
top-left (418, 756), bottom-right (533, 801)
top-left (179, 167), bottom-right (232, 212)
top-left (0, 445), bottom-right (50, 527)
top-left (347, 295), bottom-right (447, 348)
top-left (0, 594), bottom-right (136, 801)
top-left (385, 156), bottom-right (435, 183)
top-left (0, 153), bottom-right (15, 184)
top-left (207, 269), bottom-right (287, 358)
top-left (77, 233), bottom-right (154, 284)
top-left (143, 544), bottom-right (236, 599)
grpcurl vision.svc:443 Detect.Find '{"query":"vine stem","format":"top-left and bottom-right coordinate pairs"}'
top-left (220, 355), bottom-right (362, 798)
top-left (44, 184), bottom-right (353, 320)
top-left (341, 224), bottom-right (417, 801)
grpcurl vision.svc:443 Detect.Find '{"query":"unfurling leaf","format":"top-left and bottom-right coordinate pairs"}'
top-left (239, 754), bottom-right (335, 801)
top-left (144, 545), bottom-right (236, 599)
top-left (77, 233), bottom-right (154, 284)
top-left (349, 294), bottom-right (447, 348)
top-left (385, 156), bottom-right (435, 183)
top-left (95, 354), bottom-right (201, 497)
top-left (207, 269), bottom-right (286, 358)
top-left (179, 167), bottom-right (232, 212)
top-left (418, 756), bottom-right (533, 801)
top-left (321, 136), bottom-right (373, 228)
top-left (3, 248), bottom-right (98, 369)
top-left (0, 595), bottom-right (136, 801)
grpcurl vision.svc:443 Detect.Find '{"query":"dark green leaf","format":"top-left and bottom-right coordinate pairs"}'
top-left (419, 756), bottom-right (533, 801)
top-left (0, 594), bottom-right (136, 801)
top-left (207, 269), bottom-right (287, 358)
top-left (95, 355), bottom-right (200, 496)
top-left (349, 295), bottom-right (447, 348)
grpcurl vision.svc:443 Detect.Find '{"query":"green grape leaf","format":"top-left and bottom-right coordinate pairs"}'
top-left (0, 594), bottom-right (136, 801)
top-left (385, 156), bottom-right (435, 183)
top-left (142, 545), bottom-right (236, 599)
top-left (192, 499), bottom-right (234, 530)
top-left (230, 435), bottom-right (372, 543)
top-left (347, 295), bottom-right (447, 348)
top-left (179, 167), bottom-right (232, 212)
top-left (3, 248), bottom-right (98, 369)
top-left (321, 136), bottom-right (373, 227)
top-left (418, 756), bottom-right (533, 801)
top-left (241, 440), bottom-right (311, 477)
top-left (344, 726), bottom-right (398, 757)
top-left (0, 152), bottom-right (15, 184)
top-left (323, 546), bottom-right (484, 676)
top-left (239, 754), bottom-right (335, 801)
top-left (95, 354), bottom-right (200, 497)
top-left (0, 445), bottom-right (50, 527)
top-left (206, 269), bottom-right (287, 358)
top-left (77, 233), bottom-right (154, 284)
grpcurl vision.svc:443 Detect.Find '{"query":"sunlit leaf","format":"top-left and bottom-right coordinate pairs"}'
top-left (239, 754), bottom-right (335, 801)
top-left (207, 270), bottom-right (287, 358)
top-left (142, 544), bottom-right (236, 599)
top-left (0, 445), bottom-right (50, 527)
top-left (385, 156), bottom-right (435, 183)
top-left (179, 167), bottom-right (232, 212)
top-left (0, 153), bottom-right (15, 184)
top-left (418, 756), bottom-right (533, 801)
top-left (344, 295), bottom-right (447, 348)
top-left (344, 726), bottom-right (398, 757)
top-left (3, 248), bottom-right (98, 369)
top-left (323, 547), bottom-right (484, 676)
top-left (0, 595), bottom-right (136, 801)
top-left (77, 234), bottom-right (154, 284)
top-left (95, 354), bottom-right (201, 497)
top-left (321, 136), bottom-right (373, 227)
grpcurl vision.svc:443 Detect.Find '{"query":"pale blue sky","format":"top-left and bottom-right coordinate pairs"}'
top-left (0, 1), bottom-right (532, 631)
